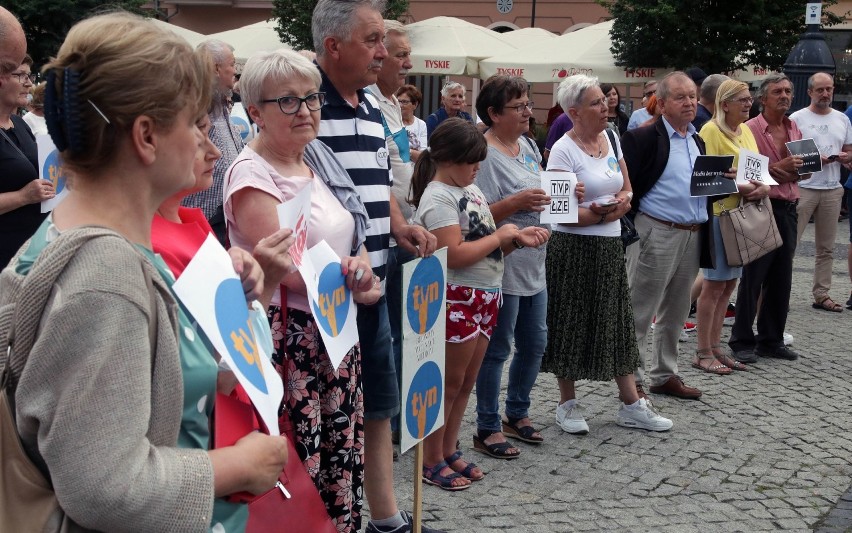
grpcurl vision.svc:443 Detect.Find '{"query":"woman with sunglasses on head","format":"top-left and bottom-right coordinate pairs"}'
top-left (695, 79), bottom-right (770, 374)
top-left (224, 49), bottom-right (379, 532)
top-left (0, 54), bottom-right (52, 269)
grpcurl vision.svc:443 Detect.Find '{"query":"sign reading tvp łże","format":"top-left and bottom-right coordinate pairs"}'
top-left (540, 171), bottom-right (579, 224)
top-left (400, 248), bottom-right (447, 454)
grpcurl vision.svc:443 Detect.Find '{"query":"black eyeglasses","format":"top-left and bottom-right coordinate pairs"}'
top-left (10, 71), bottom-right (35, 83)
top-left (643, 90), bottom-right (655, 98)
top-left (260, 92), bottom-right (326, 114)
top-left (505, 101), bottom-right (534, 114)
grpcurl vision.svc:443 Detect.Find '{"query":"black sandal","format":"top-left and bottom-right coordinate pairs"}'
top-left (472, 430), bottom-right (520, 460)
top-left (502, 417), bottom-right (544, 444)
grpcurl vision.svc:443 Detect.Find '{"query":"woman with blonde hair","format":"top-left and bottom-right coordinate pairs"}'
top-left (695, 79), bottom-right (770, 374)
top-left (2, 13), bottom-right (287, 531)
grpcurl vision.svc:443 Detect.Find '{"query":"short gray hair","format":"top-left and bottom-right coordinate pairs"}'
top-left (700, 74), bottom-right (729, 102)
top-left (312, 0), bottom-right (387, 57)
top-left (755, 73), bottom-right (793, 102)
top-left (807, 71), bottom-right (833, 90)
top-left (657, 71), bottom-right (694, 101)
top-left (240, 49), bottom-right (322, 109)
top-left (556, 74), bottom-right (599, 112)
top-left (384, 19), bottom-right (407, 39)
top-left (197, 39), bottom-right (234, 65)
top-left (441, 81), bottom-right (465, 98)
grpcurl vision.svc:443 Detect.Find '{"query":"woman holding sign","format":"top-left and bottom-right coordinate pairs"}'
top-left (224, 49), bottom-right (378, 531)
top-left (696, 79), bottom-right (770, 374)
top-left (3, 13), bottom-right (288, 531)
top-left (542, 76), bottom-right (673, 434)
top-left (0, 53), bottom-right (52, 269)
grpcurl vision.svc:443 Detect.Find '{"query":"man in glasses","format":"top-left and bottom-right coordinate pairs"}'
top-left (790, 72), bottom-right (852, 313)
top-left (627, 79), bottom-right (658, 131)
top-left (313, 2), bottom-right (439, 533)
top-left (0, 7), bottom-right (25, 77)
top-left (182, 39), bottom-right (241, 246)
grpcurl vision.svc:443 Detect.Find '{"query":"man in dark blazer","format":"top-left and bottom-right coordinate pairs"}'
top-left (621, 71), bottom-right (711, 400)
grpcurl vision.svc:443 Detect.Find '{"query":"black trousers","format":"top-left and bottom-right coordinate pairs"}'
top-left (728, 199), bottom-right (798, 352)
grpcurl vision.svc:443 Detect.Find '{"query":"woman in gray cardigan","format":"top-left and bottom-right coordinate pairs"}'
top-left (5, 13), bottom-right (288, 532)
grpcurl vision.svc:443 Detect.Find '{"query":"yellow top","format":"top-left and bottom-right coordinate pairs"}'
top-left (698, 121), bottom-right (759, 215)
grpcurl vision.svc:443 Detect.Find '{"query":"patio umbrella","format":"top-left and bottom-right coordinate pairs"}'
top-left (149, 18), bottom-right (206, 47)
top-left (206, 20), bottom-right (292, 63)
top-left (407, 16), bottom-right (516, 76)
top-left (497, 27), bottom-right (557, 48)
top-left (479, 20), bottom-right (668, 83)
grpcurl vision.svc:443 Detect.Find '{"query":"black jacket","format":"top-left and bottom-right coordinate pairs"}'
top-left (620, 118), bottom-right (720, 269)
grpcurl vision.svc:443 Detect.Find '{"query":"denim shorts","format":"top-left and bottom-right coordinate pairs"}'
top-left (703, 215), bottom-right (742, 281)
top-left (357, 296), bottom-right (401, 420)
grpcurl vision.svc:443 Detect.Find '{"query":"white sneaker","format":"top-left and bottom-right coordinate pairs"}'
top-left (783, 332), bottom-right (794, 346)
top-left (556, 399), bottom-right (589, 434)
top-left (616, 398), bottom-right (673, 432)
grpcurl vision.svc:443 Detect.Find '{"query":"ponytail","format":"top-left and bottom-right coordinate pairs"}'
top-left (409, 148), bottom-right (436, 209)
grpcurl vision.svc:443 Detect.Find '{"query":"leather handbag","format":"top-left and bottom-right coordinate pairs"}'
top-left (718, 196), bottom-right (782, 267)
top-left (620, 213), bottom-right (640, 249)
top-left (213, 390), bottom-right (337, 533)
top-left (212, 287), bottom-right (336, 533)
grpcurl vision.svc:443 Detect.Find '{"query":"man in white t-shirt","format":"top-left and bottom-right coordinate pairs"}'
top-left (790, 72), bottom-right (852, 312)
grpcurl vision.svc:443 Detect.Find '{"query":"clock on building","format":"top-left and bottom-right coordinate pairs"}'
top-left (497, 0), bottom-right (513, 14)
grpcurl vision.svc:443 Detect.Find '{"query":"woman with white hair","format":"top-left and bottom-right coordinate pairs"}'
top-left (542, 75), bottom-right (673, 434)
top-left (224, 48), bottom-right (379, 532)
top-left (425, 80), bottom-right (473, 140)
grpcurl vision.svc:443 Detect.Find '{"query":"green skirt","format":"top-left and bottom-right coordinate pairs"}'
top-left (541, 231), bottom-right (640, 381)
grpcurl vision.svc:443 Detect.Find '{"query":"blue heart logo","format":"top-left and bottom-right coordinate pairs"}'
top-left (215, 278), bottom-right (267, 393)
top-left (310, 262), bottom-right (351, 338)
top-left (406, 256), bottom-right (444, 335)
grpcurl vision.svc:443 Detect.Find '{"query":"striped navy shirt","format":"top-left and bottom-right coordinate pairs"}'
top-left (318, 66), bottom-right (393, 284)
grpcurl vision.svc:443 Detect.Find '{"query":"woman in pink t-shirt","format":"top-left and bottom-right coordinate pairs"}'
top-left (223, 49), bottom-right (378, 532)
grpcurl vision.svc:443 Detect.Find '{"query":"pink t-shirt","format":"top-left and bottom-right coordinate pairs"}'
top-left (223, 146), bottom-right (356, 312)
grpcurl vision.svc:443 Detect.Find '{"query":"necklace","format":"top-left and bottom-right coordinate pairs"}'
top-left (572, 130), bottom-right (602, 158)
top-left (489, 130), bottom-right (520, 158)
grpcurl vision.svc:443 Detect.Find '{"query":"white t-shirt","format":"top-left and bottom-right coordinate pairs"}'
top-left (223, 146), bottom-right (356, 312)
top-left (547, 132), bottom-right (624, 237)
top-left (405, 117), bottom-right (428, 152)
top-left (790, 107), bottom-right (852, 189)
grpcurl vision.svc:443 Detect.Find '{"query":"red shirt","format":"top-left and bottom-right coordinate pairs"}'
top-left (745, 113), bottom-right (801, 202)
top-left (151, 207), bottom-right (214, 278)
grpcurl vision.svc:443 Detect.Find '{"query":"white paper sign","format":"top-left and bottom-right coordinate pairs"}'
top-left (172, 234), bottom-right (283, 435)
top-left (37, 135), bottom-right (70, 212)
top-left (736, 148), bottom-right (778, 186)
top-left (400, 248), bottom-right (447, 454)
top-left (229, 102), bottom-right (256, 142)
top-left (540, 171), bottom-right (579, 224)
top-left (276, 184), bottom-right (311, 269)
top-left (302, 240), bottom-right (359, 370)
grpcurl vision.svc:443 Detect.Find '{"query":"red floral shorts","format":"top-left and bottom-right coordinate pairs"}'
top-left (445, 283), bottom-right (501, 343)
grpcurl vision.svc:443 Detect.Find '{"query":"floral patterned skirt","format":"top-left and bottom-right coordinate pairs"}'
top-left (267, 305), bottom-right (364, 533)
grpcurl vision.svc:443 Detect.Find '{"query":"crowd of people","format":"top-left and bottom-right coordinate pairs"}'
top-left (2, 2), bottom-right (852, 532)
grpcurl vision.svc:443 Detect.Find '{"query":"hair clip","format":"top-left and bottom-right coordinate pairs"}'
top-left (88, 99), bottom-right (110, 124)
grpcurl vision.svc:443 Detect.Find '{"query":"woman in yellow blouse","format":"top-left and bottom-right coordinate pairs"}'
top-left (696, 80), bottom-right (770, 374)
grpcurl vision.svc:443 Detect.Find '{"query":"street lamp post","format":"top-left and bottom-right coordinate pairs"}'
top-left (783, 2), bottom-right (836, 113)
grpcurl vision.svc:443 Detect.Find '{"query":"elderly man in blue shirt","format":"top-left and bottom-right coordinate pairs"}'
top-left (621, 71), bottom-right (723, 401)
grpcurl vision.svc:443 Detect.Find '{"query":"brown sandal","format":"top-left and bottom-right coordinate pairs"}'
top-left (813, 297), bottom-right (843, 313)
top-left (712, 345), bottom-right (748, 371)
top-left (692, 348), bottom-right (732, 375)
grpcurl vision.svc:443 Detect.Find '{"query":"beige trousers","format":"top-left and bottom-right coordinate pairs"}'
top-left (796, 187), bottom-right (844, 302)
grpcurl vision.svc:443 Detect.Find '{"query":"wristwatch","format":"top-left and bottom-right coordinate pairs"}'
top-left (512, 237), bottom-right (525, 249)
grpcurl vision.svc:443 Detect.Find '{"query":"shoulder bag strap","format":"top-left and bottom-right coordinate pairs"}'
top-left (605, 128), bottom-right (619, 160)
top-left (0, 128), bottom-right (36, 173)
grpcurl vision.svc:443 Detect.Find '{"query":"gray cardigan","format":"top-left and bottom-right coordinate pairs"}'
top-left (10, 234), bottom-right (214, 532)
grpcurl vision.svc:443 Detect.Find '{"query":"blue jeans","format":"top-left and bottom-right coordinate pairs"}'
top-left (475, 289), bottom-right (547, 432)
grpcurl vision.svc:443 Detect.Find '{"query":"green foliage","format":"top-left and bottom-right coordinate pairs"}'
top-left (272, 0), bottom-right (409, 51)
top-left (5, 0), bottom-right (147, 67)
top-left (598, 0), bottom-right (845, 73)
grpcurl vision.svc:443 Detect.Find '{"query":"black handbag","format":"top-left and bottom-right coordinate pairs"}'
top-left (620, 213), bottom-right (640, 249)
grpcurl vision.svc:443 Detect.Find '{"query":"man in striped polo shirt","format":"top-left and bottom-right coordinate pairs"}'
top-left (313, 2), bottom-right (438, 532)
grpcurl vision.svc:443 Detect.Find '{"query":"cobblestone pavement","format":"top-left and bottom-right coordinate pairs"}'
top-left (366, 218), bottom-right (852, 532)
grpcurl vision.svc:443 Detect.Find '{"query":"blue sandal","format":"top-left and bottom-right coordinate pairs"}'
top-left (422, 461), bottom-right (470, 491)
top-left (445, 450), bottom-right (484, 481)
